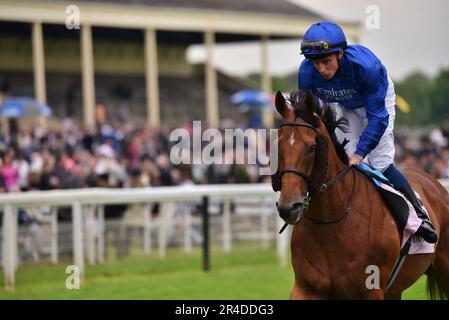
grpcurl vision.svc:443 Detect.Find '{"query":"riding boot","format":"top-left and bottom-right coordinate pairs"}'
top-left (398, 185), bottom-right (438, 244)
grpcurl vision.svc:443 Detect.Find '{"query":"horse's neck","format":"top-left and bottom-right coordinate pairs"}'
top-left (308, 149), bottom-right (353, 221)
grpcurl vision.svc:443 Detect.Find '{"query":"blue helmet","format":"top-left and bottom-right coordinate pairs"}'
top-left (300, 21), bottom-right (347, 58)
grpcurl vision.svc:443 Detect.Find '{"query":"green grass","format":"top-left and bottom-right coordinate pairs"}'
top-left (0, 245), bottom-right (430, 300)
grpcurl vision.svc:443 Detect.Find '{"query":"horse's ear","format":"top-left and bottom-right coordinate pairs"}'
top-left (274, 91), bottom-right (295, 120)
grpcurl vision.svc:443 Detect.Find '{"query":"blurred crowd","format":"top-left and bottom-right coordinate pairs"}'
top-left (0, 120), bottom-right (264, 195)
top-left (395, 126), bottom-right (449, 179)
top-left (1, 122), bottom-right (449, 195)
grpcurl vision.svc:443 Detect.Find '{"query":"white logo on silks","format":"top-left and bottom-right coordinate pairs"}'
top-left (169, 121), bottom-right (278, 176)
top-left (65, 5), bottom-right (80, 30)
top-left (65, 265), bottom-right (80, 290)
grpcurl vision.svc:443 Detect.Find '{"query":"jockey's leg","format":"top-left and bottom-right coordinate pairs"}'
top-left (366, 76), bottom-right (437, 243)
top-left (365, 116), bottom-right (438, 243)
top-left (382, 164), bottom-right (438, 243)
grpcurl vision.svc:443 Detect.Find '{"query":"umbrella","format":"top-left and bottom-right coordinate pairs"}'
top-left (0, 97), bottom-right (52, 118)
top-left (230, 90), bottom-right (272, 110)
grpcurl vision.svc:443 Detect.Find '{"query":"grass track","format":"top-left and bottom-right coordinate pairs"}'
top-left (0, 245), bottom-right (429, 300)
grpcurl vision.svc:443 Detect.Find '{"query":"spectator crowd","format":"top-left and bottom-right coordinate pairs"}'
top-left (0, 120), bottom-right (264, 195)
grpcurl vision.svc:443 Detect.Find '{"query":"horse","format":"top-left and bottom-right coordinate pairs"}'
top-left (272, 89), bottom-right (449, 299)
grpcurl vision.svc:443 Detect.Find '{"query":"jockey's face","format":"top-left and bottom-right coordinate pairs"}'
top-left (311, 51), bottom-right (343, 80)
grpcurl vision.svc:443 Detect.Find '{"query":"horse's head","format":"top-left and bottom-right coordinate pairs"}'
top-left (273, 90), bottom-right (348, 225)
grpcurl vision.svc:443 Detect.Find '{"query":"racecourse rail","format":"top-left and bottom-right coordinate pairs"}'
top-left (1, 180), bottom-right (448, 291)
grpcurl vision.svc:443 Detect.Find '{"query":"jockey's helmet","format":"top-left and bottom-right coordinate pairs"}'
top-left (300, 21), bottom-right (347, 59)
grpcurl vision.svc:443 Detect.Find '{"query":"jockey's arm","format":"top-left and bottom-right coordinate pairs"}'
top-left (354, 67), bottom-right (390, 159)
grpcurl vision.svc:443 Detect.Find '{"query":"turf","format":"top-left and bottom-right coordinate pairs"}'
top-left (0, 244), bottom-right (430, 300)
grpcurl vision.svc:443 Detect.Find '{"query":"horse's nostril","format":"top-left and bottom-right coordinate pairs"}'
top-left (277, 204), bottom-right (292, 219)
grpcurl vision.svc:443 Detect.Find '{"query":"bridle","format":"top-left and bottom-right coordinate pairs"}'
top-left (274, 119), bottom-right (356, 232)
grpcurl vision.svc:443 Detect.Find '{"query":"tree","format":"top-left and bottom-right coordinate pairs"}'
top-left (430, 68), bottom-right (449, 125)
top-left (394, 72), bottom-right (433, 126)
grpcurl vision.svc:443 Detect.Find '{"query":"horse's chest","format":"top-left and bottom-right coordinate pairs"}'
top-left (300, 263), bottom-right (363, 298)
top-left (294, 237), bottom-right (366, 297)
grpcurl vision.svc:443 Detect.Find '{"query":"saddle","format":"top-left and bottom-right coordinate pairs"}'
top-left (356, 163), bottom-right (408, 233)
top-left (356, 162), bottom-right (433, 254)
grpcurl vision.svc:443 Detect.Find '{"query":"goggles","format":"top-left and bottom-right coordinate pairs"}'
top-left (300, 40), bottom-right (347, 54)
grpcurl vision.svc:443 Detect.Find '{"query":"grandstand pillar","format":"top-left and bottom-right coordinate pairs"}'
top-left (32, 22), bottom-right (47, 105)
top-left (32, 22), bottom-right (47, 128)
top-left (81, 24), bottom-right (96, 129)
top-left (204, 31), bottom-right (219, 128)
top-left (144, 28), bottom-right (160, 128)
top-left (261, 35), bottom-right (274, 128)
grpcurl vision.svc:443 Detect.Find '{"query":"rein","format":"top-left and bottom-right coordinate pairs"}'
top-left (303, 168), bottom-right (356, 224)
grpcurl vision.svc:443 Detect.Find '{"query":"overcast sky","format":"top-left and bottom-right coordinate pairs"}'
top-left (187, 0), bottom-right (449, 82)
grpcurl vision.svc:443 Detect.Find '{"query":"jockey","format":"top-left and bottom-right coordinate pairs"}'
top-left (298, 21), bottom-right (438, 243)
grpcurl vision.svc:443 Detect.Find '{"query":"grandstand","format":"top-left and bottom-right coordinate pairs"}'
top-left (0, 0), bottom-right (360, 128)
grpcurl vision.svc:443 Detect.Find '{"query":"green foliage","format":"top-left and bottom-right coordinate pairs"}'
top-left (395, 72), bottom-right (433, 126)
top-left (395, 68), bottom-right (449, 126)
top-left (430, 69), bottom-right (449, 125)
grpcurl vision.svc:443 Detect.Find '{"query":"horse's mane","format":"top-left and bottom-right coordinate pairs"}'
top-left (289, 90), bottom-right (349, 165)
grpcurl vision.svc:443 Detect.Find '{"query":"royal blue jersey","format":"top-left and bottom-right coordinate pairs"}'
top-left (298, 44), bottom-right (390, 158)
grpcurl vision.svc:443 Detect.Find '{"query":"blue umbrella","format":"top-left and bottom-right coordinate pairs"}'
top-left (230, 90), bottom-right (272, 109)
top-left (0, 97), bottom-right (52, 118)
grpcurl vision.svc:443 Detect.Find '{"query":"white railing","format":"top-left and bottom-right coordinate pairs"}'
top-left (0, 184), bottom-right (290, 291)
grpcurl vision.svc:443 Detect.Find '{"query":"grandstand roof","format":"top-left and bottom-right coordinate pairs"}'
top-left (74, 0), bottom-right (322, 19)
top-left (0, 0), bottom-right (360, 41)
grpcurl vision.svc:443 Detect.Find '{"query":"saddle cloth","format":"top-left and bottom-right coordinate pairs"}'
top-left (356, 163), bottom-right (435, 255)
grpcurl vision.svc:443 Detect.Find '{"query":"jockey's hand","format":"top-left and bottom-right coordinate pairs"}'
top-left (349, 154), bottom-right (363, 166)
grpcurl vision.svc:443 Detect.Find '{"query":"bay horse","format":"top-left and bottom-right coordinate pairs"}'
top-left (273, 90), bottom-right (449, 299)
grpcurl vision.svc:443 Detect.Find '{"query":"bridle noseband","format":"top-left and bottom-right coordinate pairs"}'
top-left (274, 119), bottom-right (355, 232)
